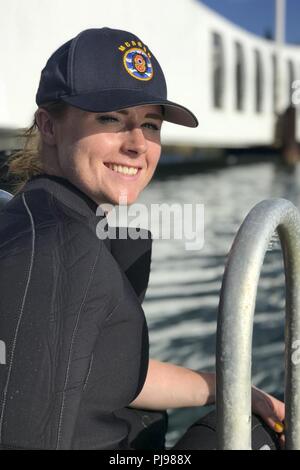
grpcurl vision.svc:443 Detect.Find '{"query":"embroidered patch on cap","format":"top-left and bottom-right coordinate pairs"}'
top-left (118, 41), bottom-right (153, 81)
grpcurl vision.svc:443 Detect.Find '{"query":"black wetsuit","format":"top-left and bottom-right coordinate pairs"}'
top-left (0, 174), bottom-right (166, 450)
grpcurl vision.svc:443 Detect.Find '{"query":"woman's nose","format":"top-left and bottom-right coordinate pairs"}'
top-left (122, 127), bottom-right (147, 156)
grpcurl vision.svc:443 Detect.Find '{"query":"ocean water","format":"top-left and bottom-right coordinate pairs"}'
top-left (139, 160), bottom-right (300, 448)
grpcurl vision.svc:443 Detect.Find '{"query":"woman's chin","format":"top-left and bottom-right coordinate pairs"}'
top-left (111, 191), bottom-right (139, 206)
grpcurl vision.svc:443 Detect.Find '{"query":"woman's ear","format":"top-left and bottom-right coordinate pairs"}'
top-left (35, 108), bottom-right (57, 146)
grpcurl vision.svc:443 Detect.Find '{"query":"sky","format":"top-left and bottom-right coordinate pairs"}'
top-left (200, 0), bottom-right (300, 44)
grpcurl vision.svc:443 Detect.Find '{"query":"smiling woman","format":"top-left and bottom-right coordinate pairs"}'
top-left (0, 27), bottom-right (284, 451)
top-left (0, 26), bottom-right (198, 451)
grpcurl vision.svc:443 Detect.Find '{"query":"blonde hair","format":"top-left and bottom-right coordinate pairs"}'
top-left (7, 101), bottom-right (69, 194)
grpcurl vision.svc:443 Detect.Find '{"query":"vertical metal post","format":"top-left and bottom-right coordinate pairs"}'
top-left (216, 198), bottom-right (300, 449)
top-left (275, 0), bottom-right (286, 46)
top-left (275, 0), bottom-right (286, 113)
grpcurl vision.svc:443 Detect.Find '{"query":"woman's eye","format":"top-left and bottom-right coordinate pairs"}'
top-left (97, 115), bottom-right (119, 123)
top-left (142, 122), bottom-right (160, 131)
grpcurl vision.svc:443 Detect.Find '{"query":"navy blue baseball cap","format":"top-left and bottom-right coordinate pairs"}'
top-left (36, 27), bottom-right (198, 128)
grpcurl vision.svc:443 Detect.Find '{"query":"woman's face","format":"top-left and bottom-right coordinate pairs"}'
top-left (49, 104), bottom-right (163, 206)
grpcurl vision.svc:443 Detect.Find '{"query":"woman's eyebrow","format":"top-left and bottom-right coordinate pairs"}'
top-left (116, 110), bottom-right (163, 120)
top-left (144, 113), bottom-right (163, 121)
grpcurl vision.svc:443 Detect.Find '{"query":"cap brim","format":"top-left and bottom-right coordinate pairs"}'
top-left (61, 89), bottom-right (198, 128)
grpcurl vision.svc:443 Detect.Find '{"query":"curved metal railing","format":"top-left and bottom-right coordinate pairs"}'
top-left (216, 198), bottom-right (300, 450)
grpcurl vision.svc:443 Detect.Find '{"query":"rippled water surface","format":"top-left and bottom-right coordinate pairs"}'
top-left (139, 161), bottom-right (300, 447)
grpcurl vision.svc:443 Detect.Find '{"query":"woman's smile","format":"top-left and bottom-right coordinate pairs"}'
top-left (103, 162), bottom-right (143, 180)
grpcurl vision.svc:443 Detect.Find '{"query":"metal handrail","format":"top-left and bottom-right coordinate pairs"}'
top-left (216, 198), bottom-right (300, 450)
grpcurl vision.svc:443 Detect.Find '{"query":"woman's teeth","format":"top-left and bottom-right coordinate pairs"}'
top-left (106, 163), bottom-right (138, 176)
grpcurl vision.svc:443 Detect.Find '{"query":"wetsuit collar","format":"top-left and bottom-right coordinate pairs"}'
top-left (21, 173), bottom-right (105, 220)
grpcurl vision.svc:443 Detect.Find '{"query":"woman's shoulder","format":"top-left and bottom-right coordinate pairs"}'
top-left (0, 187), bottom-right (102, 251)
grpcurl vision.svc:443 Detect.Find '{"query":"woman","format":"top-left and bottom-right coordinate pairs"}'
top-left (0, 27), bottom-right (284, 450)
